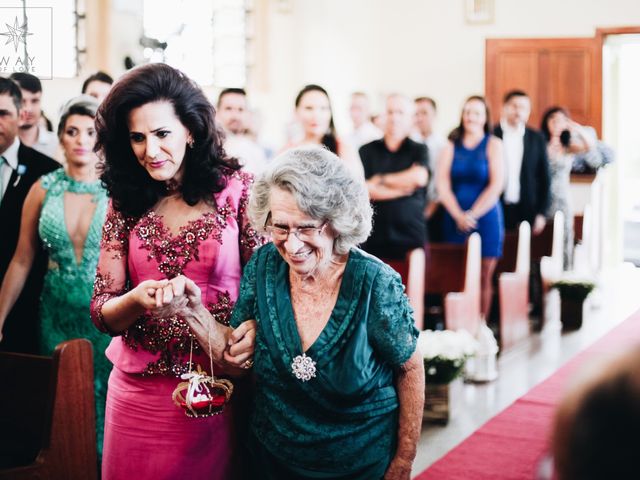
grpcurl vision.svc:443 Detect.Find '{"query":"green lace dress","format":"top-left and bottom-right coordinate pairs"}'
top-left (38, 169), bottom-right (111, 457)
top-left (230, 243), bottom-right (419, 479)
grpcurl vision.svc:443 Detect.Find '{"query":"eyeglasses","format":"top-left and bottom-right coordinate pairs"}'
top-left (265, 223), bottom-right (327, 242)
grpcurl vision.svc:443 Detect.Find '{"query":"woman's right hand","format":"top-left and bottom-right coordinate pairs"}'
top-left (130, 279), bottom-right (171, 311)
top-left (455, 211), bottom-right (477, 233)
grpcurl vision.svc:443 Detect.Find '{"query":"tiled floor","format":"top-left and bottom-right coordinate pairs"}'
top-left (411, 263), bottom-right (640, 477)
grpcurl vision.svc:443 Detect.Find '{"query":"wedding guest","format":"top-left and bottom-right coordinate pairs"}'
top-left (0, 95), bottom-right (110, 457)
top-left (346, 91), bottom-right (382, 151)
top-left (0, 77), bottom-right (59, 353)
top-left (81, 71), bottom-right (115, 103)
top-left (286, 84), bottom-right (363, 178)
top-left (438, 95), bottom-right (504, 319)
top-left (9, 72), bottom-right (59, 160)
top-left (360, 93), bottom-right (429, 259)
top-left (217, 87), bottom-right (268, 176)
top-left (541, 106), bottom-right (598, 269)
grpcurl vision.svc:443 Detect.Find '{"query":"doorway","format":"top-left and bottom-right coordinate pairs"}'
top-left (602, 33), bottom-right (640, 266)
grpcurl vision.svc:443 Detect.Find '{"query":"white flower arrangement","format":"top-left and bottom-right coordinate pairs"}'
top-left (418, 329), bottom-right (478, 384)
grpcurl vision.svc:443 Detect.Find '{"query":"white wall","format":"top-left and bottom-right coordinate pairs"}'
top-left (38, 0), bottom-right (640, 147)
top-left (252, 0), bottom-right (640, 147)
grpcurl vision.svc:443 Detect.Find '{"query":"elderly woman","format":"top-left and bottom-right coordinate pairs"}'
top-left (219, 146), bottom-right (424, 479)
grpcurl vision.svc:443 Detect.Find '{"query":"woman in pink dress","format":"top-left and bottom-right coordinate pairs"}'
top-left (90, 63), bottom-right (263, 479)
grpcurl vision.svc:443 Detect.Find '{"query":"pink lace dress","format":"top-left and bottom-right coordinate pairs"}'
top-left (90, 171), bottom-right (263, 480)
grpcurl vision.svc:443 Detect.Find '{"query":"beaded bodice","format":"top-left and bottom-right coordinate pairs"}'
top-left (90, 170), bottom-right (266, 376)
top-left (39, 169), bottom-right (108, 276)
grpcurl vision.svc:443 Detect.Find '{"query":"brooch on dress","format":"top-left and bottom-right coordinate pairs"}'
top-left (291, 353), bottom-right (317, 382)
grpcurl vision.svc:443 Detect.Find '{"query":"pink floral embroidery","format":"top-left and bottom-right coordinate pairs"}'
top-left (134, 198), bottom-right (235, 278)
top-left (122, 291), bottom-right (235, 376)
top-left (101, 208), bottom-right (136, 259)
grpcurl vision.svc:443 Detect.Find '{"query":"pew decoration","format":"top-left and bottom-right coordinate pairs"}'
top-left (551, 277), bottom-right (596, 331)
top-left (419, 329), bottom-right (477, 424)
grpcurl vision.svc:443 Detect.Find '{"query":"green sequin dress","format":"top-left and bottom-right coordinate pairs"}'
top-left (38, 169), bottom-right (111, 458)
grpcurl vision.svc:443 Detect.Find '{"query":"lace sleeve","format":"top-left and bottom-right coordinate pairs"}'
top-left (237, 171), bottom-right (268, 266)
top-left (367, 265), bottom-right (419, 368)
top-left (90, 201), bottom-right (135, 335)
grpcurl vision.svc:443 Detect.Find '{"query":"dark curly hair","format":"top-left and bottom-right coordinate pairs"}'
top-left (540, 106), bottom-right (569, 142)
top-left (95, 63), bottom-right (238, 217)
top-left (294, 84), bottom-right (338, 154)
top-left (448, 95), bottom-right (491, 144)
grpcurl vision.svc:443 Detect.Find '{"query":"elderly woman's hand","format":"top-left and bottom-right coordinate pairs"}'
top-left (224, 320), bottom-right (257, 369)
top-left (148, 275), bottom-right (201, 317)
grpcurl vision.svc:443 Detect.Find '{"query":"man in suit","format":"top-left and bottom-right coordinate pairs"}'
top-left (493, 90), bottom-right (550, 234)
top-left (493, 90), bottom-right (551, 320)
top-left (0, 77), bottom-right (59, 352)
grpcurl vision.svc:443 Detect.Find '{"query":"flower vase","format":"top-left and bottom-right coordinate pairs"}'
top-left (560, 296), bottom-right (584, 330)
top-left (423, 378), bottom-right (462, 424)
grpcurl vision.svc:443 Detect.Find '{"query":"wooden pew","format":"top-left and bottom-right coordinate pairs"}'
top-left (495, 221), bottom-right (531, 350)
top-left (540, 211), bottom-right (565, 290)
top-left (426, 233), bottom-right (482, 334)
top-left (380, 248), bottom-right (425, 330)
top-left (528, 213), bottom-right (557, 328)
top-left (0, 339), bottom-right (97, 480)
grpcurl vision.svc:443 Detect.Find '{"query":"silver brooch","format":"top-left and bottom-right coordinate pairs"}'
top-left (291, 354), bottom-right (316, 382)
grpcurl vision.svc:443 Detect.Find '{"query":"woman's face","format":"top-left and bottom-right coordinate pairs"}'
top-left (127, 101), bottom-right (192, 183)
top-left (462, 99), bottom-right (487, 134)
top-left (547, 112), bottom-right (569, 137)
top-left (60, 114), bottom-right (98, 167)
top-left (295, 90), bottom-right (332, 140)
top-left (268, 187), bottom-right (335, 278)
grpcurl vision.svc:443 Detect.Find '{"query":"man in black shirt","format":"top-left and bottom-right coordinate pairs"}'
top-left (360, 94), bottom-right (429, 259)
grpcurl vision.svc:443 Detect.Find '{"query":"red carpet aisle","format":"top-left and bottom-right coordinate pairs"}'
top-left (415, 308), bottom-right (640, 480)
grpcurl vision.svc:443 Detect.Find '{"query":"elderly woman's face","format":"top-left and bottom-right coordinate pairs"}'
top-left (268, 187), bottom-right (335, 278)
top-left (127, 100), bottom-right (192, 184)
top-left (60, 114), bottom-right (98, 167)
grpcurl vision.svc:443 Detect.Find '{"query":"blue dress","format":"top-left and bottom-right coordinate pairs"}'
top-left (442, 134), bottom-right (504, 258)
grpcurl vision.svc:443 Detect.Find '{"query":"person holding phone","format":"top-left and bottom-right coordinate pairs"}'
top-left (540, 107), bottom-right (598, 269)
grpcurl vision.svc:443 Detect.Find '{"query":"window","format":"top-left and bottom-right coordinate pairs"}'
top-left (142, 0), bottom-right (249, 87)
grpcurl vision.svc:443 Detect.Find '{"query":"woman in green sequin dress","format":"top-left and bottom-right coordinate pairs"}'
top-left (0, 95), bottom-right (110, 458)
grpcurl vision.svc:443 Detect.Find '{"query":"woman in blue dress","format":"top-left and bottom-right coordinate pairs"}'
top-left (437, 95), bottom-right (504, 320)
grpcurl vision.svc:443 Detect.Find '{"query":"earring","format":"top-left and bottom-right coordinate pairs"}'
top-left (187, 138), bottom-right (194, 149)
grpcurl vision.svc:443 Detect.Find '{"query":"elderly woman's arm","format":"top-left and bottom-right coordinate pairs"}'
top-left (157, 275), bottom-right (255, 377)
top-left (385, 350), bottom-right (425, 480)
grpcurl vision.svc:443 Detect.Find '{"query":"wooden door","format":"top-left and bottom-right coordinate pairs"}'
top-left (485, 38), bottom-right (600, 136)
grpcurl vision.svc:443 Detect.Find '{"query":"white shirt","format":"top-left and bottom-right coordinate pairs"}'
top-left (411, 131), bottom-right (446, 202)
top-left (501, 120), bottom-right (525, 204)
top-left (346, 121), bottom-right (382, 151)
top-left (224, 134), bottom-right (268, 177)
top-left (31, 127), bottom-right (59, 160)
top-left (0, 137), bottom-right (20, 202)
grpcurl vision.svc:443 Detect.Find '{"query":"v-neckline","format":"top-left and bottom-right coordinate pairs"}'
top-left (279, 250), bottom-right (354, 357)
